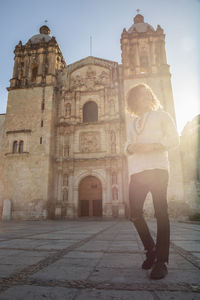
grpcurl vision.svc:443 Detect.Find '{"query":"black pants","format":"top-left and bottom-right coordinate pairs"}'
top-left (129, 169), bottom-right (169, 263)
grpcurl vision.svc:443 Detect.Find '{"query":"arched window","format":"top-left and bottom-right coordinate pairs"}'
top-left (112, 187), bottom-right (118, 201)
top-left (19, 140), bottom-right (24, 153)
top-left (13, 141), bottom-right (18, 153)
top-left (31, 65), bottom-right (38, 82)
top-left (83, 101), bottom-right (98, 123)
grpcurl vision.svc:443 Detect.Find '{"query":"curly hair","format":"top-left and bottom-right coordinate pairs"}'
top-left (126, 83), bottom-right (162, 117)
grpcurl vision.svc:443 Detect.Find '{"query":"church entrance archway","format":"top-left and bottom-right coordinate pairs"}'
top-left (79, 176), bottom-right (102, 217)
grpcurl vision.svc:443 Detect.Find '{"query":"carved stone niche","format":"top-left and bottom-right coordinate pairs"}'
top-left (79, 131), bottom-right (100, 153)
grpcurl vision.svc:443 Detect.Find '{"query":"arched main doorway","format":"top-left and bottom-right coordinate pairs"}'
top-left (79, 176), bottom-right (102, 217)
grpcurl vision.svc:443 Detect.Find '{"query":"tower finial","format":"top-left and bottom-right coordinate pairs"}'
top-left (136, 9), bottom-right (141, 14)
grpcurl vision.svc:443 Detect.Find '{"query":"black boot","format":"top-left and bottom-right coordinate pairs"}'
top-left (150, 261), bottom-right (168, 279)
top-left (142, 248), bottom-right (156, 270)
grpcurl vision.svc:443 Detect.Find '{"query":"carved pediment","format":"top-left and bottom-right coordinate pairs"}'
top-left (70, 65), bottom-right (110, 91)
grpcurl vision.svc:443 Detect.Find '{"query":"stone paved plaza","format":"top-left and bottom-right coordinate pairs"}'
top-left (0, 219), bottom-right (199, 299)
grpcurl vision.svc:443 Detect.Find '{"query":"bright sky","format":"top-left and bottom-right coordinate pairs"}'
top-left (0, 0), bottom-right (199, 134)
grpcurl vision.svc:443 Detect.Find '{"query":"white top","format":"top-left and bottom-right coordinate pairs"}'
top-left (125, 110), bottom-right (180, 176)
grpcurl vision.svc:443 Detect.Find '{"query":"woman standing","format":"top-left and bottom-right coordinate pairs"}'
top-left (125, 83), bottom-right (179, 279)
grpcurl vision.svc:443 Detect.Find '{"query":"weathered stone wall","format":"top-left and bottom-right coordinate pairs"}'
top-left (0, 86), bottom-right (55, 219)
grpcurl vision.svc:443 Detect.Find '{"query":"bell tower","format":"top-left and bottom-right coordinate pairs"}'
top-left (10, 25), bottom-right (65, 90)
top-left (121, 14), bottom-right (176, 119)
top-left (1, 25), bottom-right (66, 219)
top-left (121, 14), bottom-right (184, 204)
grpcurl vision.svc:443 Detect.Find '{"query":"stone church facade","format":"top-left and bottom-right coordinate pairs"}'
top-left (0, 14), bottom-right (184, 220)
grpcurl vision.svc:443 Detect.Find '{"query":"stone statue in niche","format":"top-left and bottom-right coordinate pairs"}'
top-left (65, 103), bottom-right (71, 117)
top-left (63, 188), bottom-right (68, 202)
top-left (80, 131), bottom-right (100, 153)
top-left (64, 145), bottom-right (70, 157)
top-left (112, 187), bottom-right (118, 201)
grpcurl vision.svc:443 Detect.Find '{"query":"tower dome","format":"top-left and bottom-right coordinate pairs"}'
top-left (28, 25), bottom-right (52, 44)
top-left (128, 14), bottom-right (154, 33)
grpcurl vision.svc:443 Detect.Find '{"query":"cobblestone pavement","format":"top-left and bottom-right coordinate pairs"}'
top-left (0, 219), bottom-right (199, 299)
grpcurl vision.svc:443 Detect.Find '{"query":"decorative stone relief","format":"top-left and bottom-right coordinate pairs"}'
top-left (70, 67), bottom-right (110, 91)
top-left (80, 131), bottom-right (100, 153)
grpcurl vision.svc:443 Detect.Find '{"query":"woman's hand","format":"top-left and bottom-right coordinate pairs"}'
top-left (127, 143), bottom-right (166, 154)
